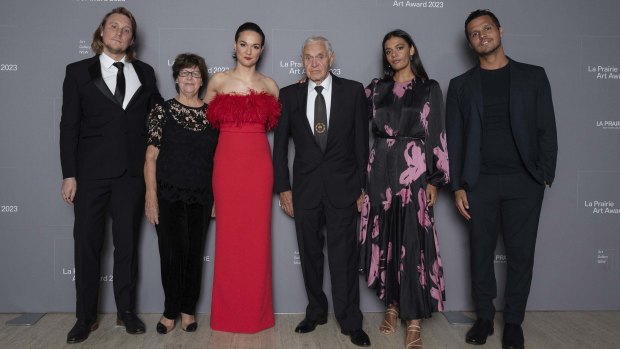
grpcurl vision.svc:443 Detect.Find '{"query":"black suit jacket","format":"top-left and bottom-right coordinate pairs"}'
top-left (273, 74), bottom-right (368, 209)
top-left (446, 58), bottom-right (558, 191)
top-left (60, 56), bottom-right (162, 180)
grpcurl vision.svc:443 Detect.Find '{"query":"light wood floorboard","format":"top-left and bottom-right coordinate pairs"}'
top-left (1, 312), bottom-right (619, 348)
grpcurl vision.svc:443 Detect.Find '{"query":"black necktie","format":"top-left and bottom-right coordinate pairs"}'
top-left (314, 85), bottom-right (328, 151)
top-left (112, 62), bottom-right (125, 106)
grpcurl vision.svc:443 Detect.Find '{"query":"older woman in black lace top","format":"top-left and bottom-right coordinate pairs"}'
top-left (144, 53), bottom-right (218, 334)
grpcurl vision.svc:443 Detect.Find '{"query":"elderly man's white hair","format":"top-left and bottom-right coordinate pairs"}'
top-left (301, 36), bottom-right (334, 56)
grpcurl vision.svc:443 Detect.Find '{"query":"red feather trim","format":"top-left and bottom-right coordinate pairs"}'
top-left (206, 90), bottom-right (281, 130)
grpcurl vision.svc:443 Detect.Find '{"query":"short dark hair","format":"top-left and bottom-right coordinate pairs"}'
top-left (91, 7), bottom-right (138, 61)
top-left (464, 9), bottom-right (501, 40)
top-left (381, 29), bottom-right (428, 81)
top-left (172, 53), bottom-right (208, 96)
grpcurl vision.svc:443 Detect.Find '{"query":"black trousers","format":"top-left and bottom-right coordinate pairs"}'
top-left (73, 173), bottom-right (144, 323)
top-left (156, 197), bottom-right (212, 319)
top-left (467, 171), bottom-right (545, 324)
top-left (294, 196), bottom-right (363, 331)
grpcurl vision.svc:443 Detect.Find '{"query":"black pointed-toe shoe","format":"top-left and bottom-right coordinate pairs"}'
top-left (67, 320), bottom-right (98, 344)
top-left (116, 311), bottom-right (146, 334)
top-left (294, 316), bottom-right (328, 333)
top-left (341, 328), bottom-right (371, 347)
top-left (502, 323), bottom-right (525, 349)
top-left (466, 318), bottom-right (494, 345)
top-left (156, 321), bottom-right (176, 334)
top-left (182, 322), bottom-right (198, 332)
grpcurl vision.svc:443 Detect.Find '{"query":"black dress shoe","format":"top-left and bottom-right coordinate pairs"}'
top-left (182, 322), bottom-right (198, 332)
top-left (67, 320), bottom-right (98, 344)
top-left (341, 328), bottom-right (371, 347)
top-left (116, 311), bottom-right (146, 334)
top-left (466, 318), bottom-right (494, 345)
top-left (294, 317), bottom-right (327, 333)
top-left (502, 323), bottom-right (525, 349)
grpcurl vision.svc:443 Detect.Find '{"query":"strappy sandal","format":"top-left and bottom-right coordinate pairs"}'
top-left (379, 305), bottom-right (399, 335)
top-left (406, 320), bottom-right (422, 348)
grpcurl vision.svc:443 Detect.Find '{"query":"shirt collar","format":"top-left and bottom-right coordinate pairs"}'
top-left (99, 52), bottom-right (127, 70)
top-left (308, 73), bottom-right (332, 93)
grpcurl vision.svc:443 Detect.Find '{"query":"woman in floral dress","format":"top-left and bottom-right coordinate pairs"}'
top-left (359, 29), bottom-right (449, 348)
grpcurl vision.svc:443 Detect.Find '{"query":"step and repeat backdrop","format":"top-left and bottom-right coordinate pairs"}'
top-left (1, 0), bottom-right (619, 314)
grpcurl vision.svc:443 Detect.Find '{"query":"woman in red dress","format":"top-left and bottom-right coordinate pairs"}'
top-left (204, 22), bottom-right (280, 333)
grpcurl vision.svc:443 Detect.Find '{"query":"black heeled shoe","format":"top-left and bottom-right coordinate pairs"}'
top-left (182, 322), bottom-right (198, 332)
top-left (156, 317), bottom-right (175, 334)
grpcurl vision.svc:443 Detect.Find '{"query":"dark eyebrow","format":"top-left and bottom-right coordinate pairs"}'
top-left (240, 40), bottom-right (261, 46)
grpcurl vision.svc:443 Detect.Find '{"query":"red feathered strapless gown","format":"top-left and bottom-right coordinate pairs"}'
top-left (206, 91), bottom-right (280, 333)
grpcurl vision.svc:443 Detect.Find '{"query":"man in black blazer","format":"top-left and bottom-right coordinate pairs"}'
top-left (59, 7), bottom-right (161, 344)
top-left (273, 36), bottom-right (370, 347)
top-left (446, 9), bottom-right (557, 349)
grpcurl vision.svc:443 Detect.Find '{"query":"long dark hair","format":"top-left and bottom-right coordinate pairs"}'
top-left (382, 29), bottom-right (428, 80)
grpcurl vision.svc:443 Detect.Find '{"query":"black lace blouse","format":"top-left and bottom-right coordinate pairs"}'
top-left (147, 98), bottom-right (218, 204)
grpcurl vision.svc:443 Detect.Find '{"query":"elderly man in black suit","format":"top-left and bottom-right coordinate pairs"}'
top-left (273, 36), bottom-right (370, 347)
top-left (446, 9), bottom-right (558, 349)
top-left (59, 7), bottom-right (161, 344)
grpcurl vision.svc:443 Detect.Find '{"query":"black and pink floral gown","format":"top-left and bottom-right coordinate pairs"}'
top-left (359, 78), bottom-right (449, 320)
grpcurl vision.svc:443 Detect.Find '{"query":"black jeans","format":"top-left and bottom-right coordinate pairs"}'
top-left (156, 197), bottom-right (212, 319)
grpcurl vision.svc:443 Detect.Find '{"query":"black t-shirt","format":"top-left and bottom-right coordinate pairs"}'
top-left (480, 63), bottom-right (526, 174)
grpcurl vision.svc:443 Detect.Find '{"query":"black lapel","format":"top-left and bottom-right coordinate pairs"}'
top-left (467, 66), bottom-right (484, 121)
top-left (296, 81), bottom-right (314, 138)
top-left (89, 57), bottom-right (117, 105)
top-left (508, 58), bottom-right (523, 124)
top-left (326, 73), bottom-right (342, 146)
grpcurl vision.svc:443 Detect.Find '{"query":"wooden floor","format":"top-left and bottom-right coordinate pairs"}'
top-left (1, 312), bottom-right (619, 348)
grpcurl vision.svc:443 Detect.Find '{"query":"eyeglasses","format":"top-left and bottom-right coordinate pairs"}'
top-left (179, 70), bottom-right (201, 78)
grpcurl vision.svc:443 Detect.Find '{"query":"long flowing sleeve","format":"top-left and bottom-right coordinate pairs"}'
top-left (365, 78), bottom-right (379, 120)
top-left (424, 80), bottom-right (449, 187)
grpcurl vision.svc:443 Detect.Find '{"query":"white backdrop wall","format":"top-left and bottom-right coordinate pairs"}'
top-left (0, 0), bottom-right (619, 314)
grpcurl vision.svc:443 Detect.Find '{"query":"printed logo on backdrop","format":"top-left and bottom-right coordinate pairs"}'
top-left (59, 266), bottom-right (115, 283)
top-left (61, 266), bottom-right (76, 281)
top-left (167, 59), bottom-right (230, 76)
top-left (595, 120), bottom-right (620, 130)
top-left (278, 59), bottom-right (343, 78)
top-left (583, 200), bottom-right (620, 215)
top-left (55, 238), bottom-right (74, 282)
top-left (78, 39), bottom-right (90, 56)
top-left (1, 205), bottom-right (19, 213)
top-left (0, 64), bottom-right (18, 72)
top-left (55, 238), bottom-right (113, 283)
top-left (585, 65), bottom-right (620, 80)
top-left (390, 1), bottom-right (447, 9)
top-left (596, 249), bottom-right (618, 271)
